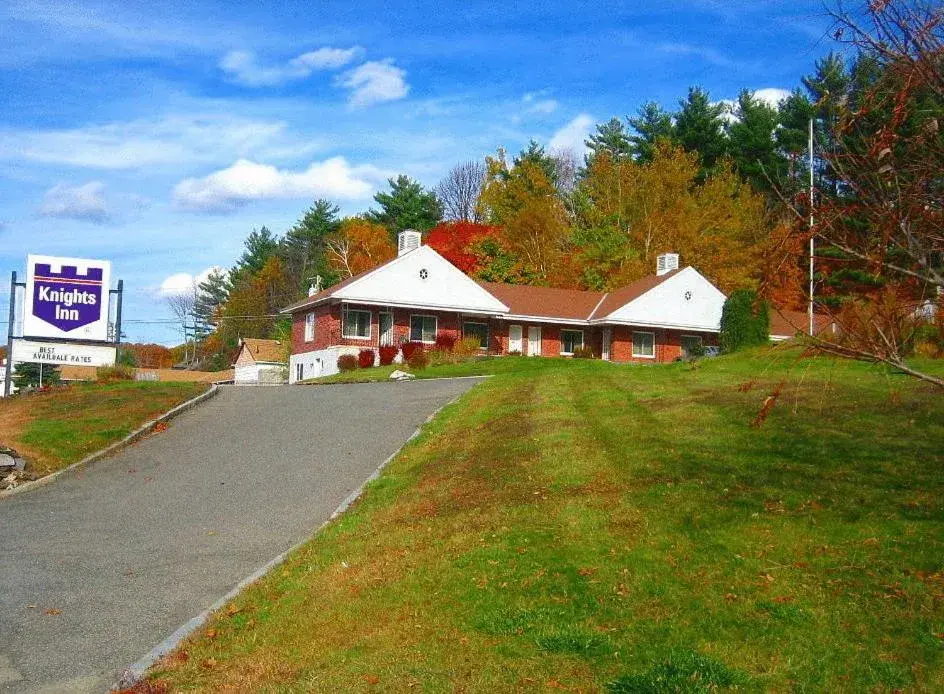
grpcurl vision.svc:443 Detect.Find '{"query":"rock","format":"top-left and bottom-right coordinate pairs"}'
top-left (0, 446), bottom-right (27, 472)
top-left (388, 369), bottom-right (415, 381)
top-left (0, 454), bottom-right (14, 469)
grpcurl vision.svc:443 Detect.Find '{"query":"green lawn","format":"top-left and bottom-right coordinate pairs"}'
top-left (300, 354), bottom-right (558, 384)
top-left (148, 347), bottom-right (943, 692)
top-left (0, 381), bottom-right (207, 478)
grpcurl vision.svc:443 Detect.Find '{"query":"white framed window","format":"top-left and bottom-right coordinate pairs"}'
top-left (632, 331), bottom-right (655, 358)
top-left (410, 314), bottom-right (437, 343)
top-left (342, 307), bottom-right (372, 340)
top-left (296, 363), bottom-right (304, 381)
top-left (304, 311), bottom-right (315, 342)
top-left (560, 329), bottom-right (584, 355)
top-left (681, 334), bottom-right (703, 356)
top-left (463, 321), bottom-right (489, 350)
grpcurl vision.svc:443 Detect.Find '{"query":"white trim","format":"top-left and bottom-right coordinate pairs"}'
top-left (409, 313), bottom-right (438, 344)
top-left (498, 313), bottom-right (589, 326)
top-left (559, 328), bottom-right (584, 356)
top-left (632, 330), bottom-right (656, 359)
top-left (341, 307), bottom-right (372, 341)
top-left (594, 318), bottom-right (720, 332)
top-left (586, 293), bottom-right (610, 321)
top-left (304, 311), bottom-right (315, 342)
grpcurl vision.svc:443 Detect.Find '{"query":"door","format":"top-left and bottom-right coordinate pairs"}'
top-left (508, 324), bottom-right (523, 353)
top-left (379, 312), bottom-right (394, 346)
top-left (601, 328), bottom-right (612, 361)
top-left (527, 326), bottom-right (542, 356)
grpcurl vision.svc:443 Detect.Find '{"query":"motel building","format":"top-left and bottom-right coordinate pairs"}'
top-left (281, 230), bottom-right (727, 382)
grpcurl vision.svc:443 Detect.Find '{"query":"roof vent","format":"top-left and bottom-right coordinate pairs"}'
top-left (656, 252), bottom-right (679, 276)
top-left (398, 229), bottom-right (422, 256)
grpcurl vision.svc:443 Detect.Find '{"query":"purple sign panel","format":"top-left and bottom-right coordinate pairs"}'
top-left (24, 255), bottom-right (112, 340)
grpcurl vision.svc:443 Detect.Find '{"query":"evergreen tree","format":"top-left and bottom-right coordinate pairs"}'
top-left (230, 226), bottom-right (280, 286)
top-left (194, 268), bottom-right (229, 329)
top-left (585, 118), bottom-right (633, 163)
top-left (280, 199), bottom-right (340, 290)
top-left (367, 175), bottom-right (443, 239)
top-left (514, 140), bottom-right (558, 185)
top-left (674, 87), bottom-right (728, 175)
top-left (727, 90), bottom-right (785, 192)
top-left (628, 102), bottom-right (675, 163)
top-left (719, 289), bottom-right (770, 352)
top-left (12, 362), bottom-right (60, 389)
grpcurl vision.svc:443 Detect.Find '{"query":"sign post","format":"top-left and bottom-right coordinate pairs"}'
top-left (3, 256), bottom-right (122, 397)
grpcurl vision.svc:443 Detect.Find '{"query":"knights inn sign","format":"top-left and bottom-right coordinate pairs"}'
top-left (3, 255), bottom-right (124, 397)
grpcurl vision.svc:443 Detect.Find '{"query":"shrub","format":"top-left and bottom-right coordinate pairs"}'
top-left (357, 349), bottom-right (376, 369)
top-left (96, 365), bottom-right (135, 382)
top-left (337, 353), bottom-right (358, 372)
top-left (719, 289), bottom-right (770, 353)
top-left (400, 341), bottom-right (423, 360)
top-left (378, 345), bottom-right (399, 365)
top-left (455, 336), bottom-right (483, 357)
top-left (407, 349), bottom-right (428, 370)
top-left (434, 331), bottom-right (456, 351)
top-left (572, 346), bottom-right (595, 359)
top-left (427, 348), bottom-right (455, 367)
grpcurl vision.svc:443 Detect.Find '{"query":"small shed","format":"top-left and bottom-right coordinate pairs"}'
top-left (233, 338), bottom-right (286, 385)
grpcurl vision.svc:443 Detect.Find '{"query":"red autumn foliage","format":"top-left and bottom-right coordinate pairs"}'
top-left (358, 349), bottom-right (376, 368)
top-left (434, 331), bottom-right (456, 351)
top-left (378, 345), bottom-right (399, 365)
top-left (425, 221), bottom-right (501, 274)
top-left (400, 341), bottom-right (423, 360)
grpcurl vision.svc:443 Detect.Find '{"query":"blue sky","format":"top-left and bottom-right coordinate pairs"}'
top-left (0, 0), bottom-right (833, 344)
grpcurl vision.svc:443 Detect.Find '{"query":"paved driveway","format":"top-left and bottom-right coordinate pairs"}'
top-left (0, 379), bottom-right (482, 693)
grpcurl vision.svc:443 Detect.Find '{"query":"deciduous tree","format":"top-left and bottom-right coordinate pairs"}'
top-left (324, 218), bottom-right (397, 278)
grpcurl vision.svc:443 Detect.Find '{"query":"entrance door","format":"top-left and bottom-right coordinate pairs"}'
top-left (379, 312), bottom-right (394, 346)
top-left (528, 326), bottom-right (542, 356)
top-left (601, 328), bottom-right (612, 361)
top-left (508, 325), bottom-right (523, 353)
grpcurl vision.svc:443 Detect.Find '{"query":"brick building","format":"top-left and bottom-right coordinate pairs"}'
top-left (281, 230), bottom-right (726, 382)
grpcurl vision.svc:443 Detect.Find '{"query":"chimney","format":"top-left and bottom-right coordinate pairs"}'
top-left (308, 275), bottom-right (323, 296)
top-left (656, 252), bottom-right (679, 276)
top-left (398, 229), bottom-right (422, 256)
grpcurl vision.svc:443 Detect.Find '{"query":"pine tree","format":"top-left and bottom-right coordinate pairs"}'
top-left (727, 90), bottom-right (785, 192)
top-left (513, 140), bottom-right (558, 185)
top-left (628, 102), bottom-right (675, 163)
top-left (674, 87), bottom-right (728, 176)
top-left (280, 199), bottom-right (340, 290)
top-left (230, 227), bottom-right (280, 286)
top-left (367, 175), bottom-right (443, 239)
top-left (194, 269), bottom-right (229, 329)
top-left (585, 118), bottom-right (633, 164)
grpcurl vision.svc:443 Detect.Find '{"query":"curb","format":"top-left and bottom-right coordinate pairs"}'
top-left (299, 374), bottom-right (492, 386)
top-left (0, 384), bottom-right (220, 500)
top-left (113, 383), bottom-right (476, 691)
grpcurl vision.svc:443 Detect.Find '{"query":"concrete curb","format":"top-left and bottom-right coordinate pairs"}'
top-left (299, 373), bottom-right (493, 386)
top-left (113, 381), bottom-right (481, 691)
top-left (0, 384), bottom-right (220, 500)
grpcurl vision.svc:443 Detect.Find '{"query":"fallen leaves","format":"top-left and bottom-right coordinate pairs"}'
top-left (44, 608), bottom-right (62, 616)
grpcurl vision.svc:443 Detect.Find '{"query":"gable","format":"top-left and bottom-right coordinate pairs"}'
top-left (333, 246), bottom-right (509, 314)
top-left (601, 267), bottom-right (726, 331)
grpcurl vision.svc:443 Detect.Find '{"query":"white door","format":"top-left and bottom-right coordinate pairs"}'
top-left (508, 325), bottom-right (523, 353)
top-left (528, 326), bottom-right (542, 356)
top-left (602, 328), bottom-right (612, 361)
top-left (379, 312), bottom-right (394, 346)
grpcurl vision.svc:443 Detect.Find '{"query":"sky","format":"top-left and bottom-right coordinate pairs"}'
top-left (0, 0), bottom-right (835, 345)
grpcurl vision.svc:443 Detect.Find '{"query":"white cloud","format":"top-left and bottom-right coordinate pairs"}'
top-left (549, 114), bottom-right (595, 155)
top-left (753, 88), bottom-right (791, 108)
top-left (159, 266), bottom-right (224, 296)
top-left (337, 60), bottom-right (409, 107)
top-left (220, 46), bottom-right (361, 87)
top-left (0, 114), bottom-right (312, 170)
top-left (38, 181), bottom-right (110, 223)
top-left (522, 91), bottom-right (559, 115)
top-left (173, 157), bottom-right (387, 213)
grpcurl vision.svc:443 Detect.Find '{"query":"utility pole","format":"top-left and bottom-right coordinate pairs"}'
top-left (4, 272), bottom-right (17, 398)
top-left (808, 118), bottom-right (815, 337)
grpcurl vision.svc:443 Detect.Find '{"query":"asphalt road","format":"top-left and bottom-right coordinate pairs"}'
top-left (0, 379), bottom-right (482, 693)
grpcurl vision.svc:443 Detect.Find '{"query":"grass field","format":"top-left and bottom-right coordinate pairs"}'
top-left (148, 347), bottom-right (943, 692)
top-left (0, 381), bottom-right (207, 478)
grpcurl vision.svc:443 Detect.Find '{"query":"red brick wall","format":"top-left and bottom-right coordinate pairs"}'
top-left (609, 327), bottom-right (717, 363)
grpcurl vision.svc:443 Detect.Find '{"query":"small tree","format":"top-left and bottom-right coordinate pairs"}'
top-left (720, 289), bottom-right (770, 352)
top-left (12, 362), bottom-right (61, 389)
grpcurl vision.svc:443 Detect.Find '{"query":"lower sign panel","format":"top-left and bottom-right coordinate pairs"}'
top-left (13, 339), bottom-right (117, 367)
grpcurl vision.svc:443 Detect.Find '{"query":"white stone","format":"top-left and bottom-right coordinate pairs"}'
top-left (388, 370), bottom-right (415, 381)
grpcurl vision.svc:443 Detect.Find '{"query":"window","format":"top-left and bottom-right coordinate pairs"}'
top-left (410, 314), bottom-right (437, 343)
top-left (463, 321), bottom-right (489, 349)
top-left (681, 334), bottom-right (703, 357)
top-left (304, 311), bottom-right (315, 342)
top-left (342, 308), bottom-right (371, 339)
top-left (296, 363), bottom-right (304, 381)
top-left (632, 331), bottom-right (655, 358)
top-left (560, 329), bottom-right (584, 355)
